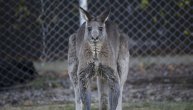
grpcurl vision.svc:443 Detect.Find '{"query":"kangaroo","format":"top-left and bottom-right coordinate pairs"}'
top-left (68, 7), bottom-right (130, 110)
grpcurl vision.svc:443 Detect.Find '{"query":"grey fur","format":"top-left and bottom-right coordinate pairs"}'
top-left (68, 8), bottom-right (129, 110)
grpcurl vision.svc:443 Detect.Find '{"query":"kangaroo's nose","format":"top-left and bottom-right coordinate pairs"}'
top-left (91, 30), bottom-right (99, 40)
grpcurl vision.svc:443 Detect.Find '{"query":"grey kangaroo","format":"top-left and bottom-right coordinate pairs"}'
top-left (68, 7), bottom-right (129, 110)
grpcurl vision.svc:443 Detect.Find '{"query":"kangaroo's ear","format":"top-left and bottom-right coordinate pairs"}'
top-left (99, 9), bottom-right (111, 23)
top-left (79, 7), bottom-right (92, 21)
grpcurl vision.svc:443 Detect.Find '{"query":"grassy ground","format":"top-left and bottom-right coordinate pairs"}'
top-left (1, 55), bottom-right (193, 110)
top-left (1, 102), bottom-right (193, 110)
top-left (33, 55), bottom-right (193, 74)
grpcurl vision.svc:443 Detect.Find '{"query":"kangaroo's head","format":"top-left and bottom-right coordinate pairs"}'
top-left (79, 7), bottom-right (110, 44)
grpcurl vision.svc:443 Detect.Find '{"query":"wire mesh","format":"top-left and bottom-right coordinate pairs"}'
top-left (88, 0), bottom-right (193, 56)
top-left (0, 0), bottom-right (192, 92)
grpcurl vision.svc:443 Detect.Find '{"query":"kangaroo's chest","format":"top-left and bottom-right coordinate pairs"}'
top-left (80, 41), bottom-right (114, 68)
top-left (89, 42), bottom-right (103, 60)
top-left (79, 41), bottom-right (116, 77)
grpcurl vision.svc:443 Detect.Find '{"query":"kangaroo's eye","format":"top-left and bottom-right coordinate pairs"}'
top-left (87, 27), bottom-right (92, 31)
top-left (98, 27), bottom-right (103, 31)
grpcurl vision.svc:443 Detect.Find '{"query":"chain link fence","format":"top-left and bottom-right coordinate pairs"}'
top-left (88, 0), bottom-right (193, 56)
top-left (0, 0), bottom-right (193, 102)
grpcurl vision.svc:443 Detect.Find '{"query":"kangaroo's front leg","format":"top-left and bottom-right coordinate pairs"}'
top-left (99, 64), bottom-right (120, 110)
top-left (79, 63), bottom-right (95, 110)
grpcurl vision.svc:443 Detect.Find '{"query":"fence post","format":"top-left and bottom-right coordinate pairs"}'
top-left (79, 0), bottom-right (87, 25)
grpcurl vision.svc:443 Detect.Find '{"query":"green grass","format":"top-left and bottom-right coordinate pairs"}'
top-left (1, 102), bottom-right (193, 110)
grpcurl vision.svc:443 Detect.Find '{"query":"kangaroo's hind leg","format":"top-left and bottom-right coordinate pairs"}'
top-left (108, 76), bottom-right (120, 110)
top-left (116, 34), bottom-right (130, 110)
top-left (68, 34), bottom-right (83, 110)
top-left (99, 64), bottom-right (120, 110)
top-left (79, 63), bottom-right (95, 110)
top-left (68, 63), bottom-right (83, 110)
top-left (79, 78), bottom-right (91, 110)
top-left (116, 57), bottom-right (129, 110)
top-left (97, 77), bottom-right (108, 110)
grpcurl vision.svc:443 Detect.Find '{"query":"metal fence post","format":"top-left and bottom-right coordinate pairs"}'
top-left (79, 0), bottom-right (87, 25)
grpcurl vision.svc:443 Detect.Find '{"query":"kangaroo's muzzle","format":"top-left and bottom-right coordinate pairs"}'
top-left (91, 30), bottom-right (99, 41)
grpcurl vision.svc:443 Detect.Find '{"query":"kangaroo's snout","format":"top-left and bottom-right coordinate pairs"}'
top-left (91, 30), bottom-right (99, 41)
